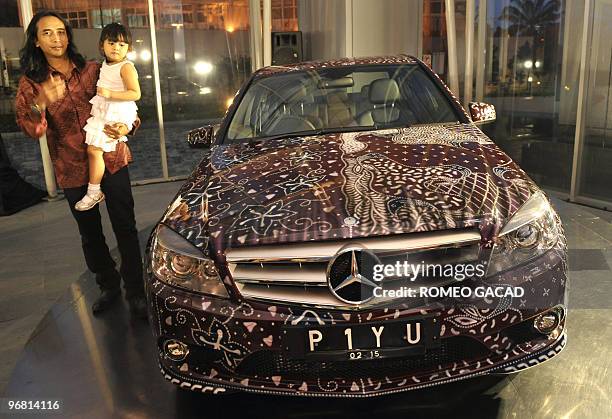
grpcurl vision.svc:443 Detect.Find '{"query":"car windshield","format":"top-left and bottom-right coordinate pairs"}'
top-left (225, 64), bottom-right (461, 143)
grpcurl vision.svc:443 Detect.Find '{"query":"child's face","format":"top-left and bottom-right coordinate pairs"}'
top-left (102, 38), bottom-right (129, 62)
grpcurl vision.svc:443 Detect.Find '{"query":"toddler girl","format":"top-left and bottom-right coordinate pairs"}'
top-left (75, 22), bottom-right (140, 211)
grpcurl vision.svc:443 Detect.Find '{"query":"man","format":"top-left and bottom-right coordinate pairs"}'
top-left (15, 11), bottom-right (147, 319)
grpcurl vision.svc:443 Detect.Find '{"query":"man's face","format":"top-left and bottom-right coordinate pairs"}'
top-left (36, 16), bottom-right (68, 59)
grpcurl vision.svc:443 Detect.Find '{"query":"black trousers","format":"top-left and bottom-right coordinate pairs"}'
top-left (64, 166), bottom-right (144, 300)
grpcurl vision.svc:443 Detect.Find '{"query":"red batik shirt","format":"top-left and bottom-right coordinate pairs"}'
top-left (15, 61), bottom-right (133, 189)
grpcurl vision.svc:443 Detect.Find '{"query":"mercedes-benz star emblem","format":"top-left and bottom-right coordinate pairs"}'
top-left (327, 248), bottom-right (380, 304)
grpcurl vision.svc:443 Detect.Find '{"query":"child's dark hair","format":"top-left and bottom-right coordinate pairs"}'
top-left (99, 22), bottom-right (133, 53)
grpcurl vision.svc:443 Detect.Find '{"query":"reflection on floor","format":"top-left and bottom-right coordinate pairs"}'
top-left (3, 275), bottom-right (611, 418)
top-left (2, 189), bottom-right (611, 418)
top-left (0, 181), bottom-right (182, 393)
top-left (2, 274), bottom-right (510, 419)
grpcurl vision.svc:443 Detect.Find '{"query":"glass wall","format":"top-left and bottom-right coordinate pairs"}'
top-left (480, 0), bottom-right (582, 194)
top-left (151, 0), bottom-right (252, 177)
top-left (1, 0), bottom-right (299, 188)
top-left (272, 0), bottom-right (298, 31)
top-left (0, 3), bottom-right (32, 185)
top-left (0, 3), bottom-right (23, 128)
top-left (423, 0), bottom-right (584, 196)
top-left (30, 0), bottom-right (163, 181)
top-left (577, 0), bottom-right (612, 202)
top-left (0, 0), bottom-right (297, 188)
top-left (422, 0), bottom-right (450, 80)
top-left (422, 0), bottom-right (468, 97)
top-left (3, 0), bottom-right (611, 206)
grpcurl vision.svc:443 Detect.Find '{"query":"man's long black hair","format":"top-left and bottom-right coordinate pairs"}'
top-left (19, 10), bottom-right (86, 83)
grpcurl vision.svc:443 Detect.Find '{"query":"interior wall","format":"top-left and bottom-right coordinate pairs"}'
top-left (586, 0), bottom-right (612, 132)
top-left (351, 0), bottom-right (421, 57)
top-left (559, 0), bottom-right (586, 125)
top-left (297, 0), bottom-right (348, 60)
top-left (297, 0), bottom-right (421, 61)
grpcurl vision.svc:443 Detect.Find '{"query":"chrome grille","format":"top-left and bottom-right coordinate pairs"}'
top-left (227, 229), bottom-right (482, 308)
top-left (230, 262), bottom-right (328, 287)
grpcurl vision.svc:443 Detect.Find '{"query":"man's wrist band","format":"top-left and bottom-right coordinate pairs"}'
top-left (30, 103), bottom-right (43, 117)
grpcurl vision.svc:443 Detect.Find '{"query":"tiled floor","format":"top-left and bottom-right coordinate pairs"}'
top-left (0, 180), bottom-right (181, 393)
top-left (0, 185), bottom-right (611, 418)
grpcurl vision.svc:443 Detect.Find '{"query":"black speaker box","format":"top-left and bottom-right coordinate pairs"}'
top-left (272, 31), bottom-right (303, 65)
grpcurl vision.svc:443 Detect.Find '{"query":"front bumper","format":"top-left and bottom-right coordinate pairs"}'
top-left (146, 245), bottom-right (568, 397)
top-left (158, 332), bottom-right (567, 397)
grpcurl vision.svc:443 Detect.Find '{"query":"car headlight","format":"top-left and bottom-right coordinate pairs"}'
top-left (150, 225), bottom-right (229, 297)
top-left (487, 192), bottom-right (560, 277)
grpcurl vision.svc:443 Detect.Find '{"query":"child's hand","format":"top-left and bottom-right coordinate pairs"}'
top-left (97, 87), bottom-right (112, 98)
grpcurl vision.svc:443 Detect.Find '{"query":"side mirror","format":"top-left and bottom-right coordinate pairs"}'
top-left (187, 124), bottom-right (219, 148)
top-left (468, 102), bottom-right (496, 125)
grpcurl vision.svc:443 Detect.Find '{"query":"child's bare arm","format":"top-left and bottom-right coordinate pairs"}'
top-left (97, 63), bottom-right (141, 101)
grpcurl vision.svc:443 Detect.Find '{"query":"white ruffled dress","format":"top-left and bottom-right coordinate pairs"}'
top-left (83, 60), bottom-right (138, 152)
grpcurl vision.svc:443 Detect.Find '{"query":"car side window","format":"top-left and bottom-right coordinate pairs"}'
top-left (402, 70), bottom-right (457, 123)
top-left (228, 93), bottom-right (256, 139)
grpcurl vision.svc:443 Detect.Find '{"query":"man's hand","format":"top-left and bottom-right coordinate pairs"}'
top-left (103, 122), bottom-right (129, 141)
top-left (36, 74), bottom-right (66, 109)
top-left (97, 86), bottom-right (112, 99)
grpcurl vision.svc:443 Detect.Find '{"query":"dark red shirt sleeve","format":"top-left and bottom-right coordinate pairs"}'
top-left (15, 77), bottom-right (48, 139)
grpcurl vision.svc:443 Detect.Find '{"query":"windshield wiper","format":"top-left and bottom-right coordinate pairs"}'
top-left (311, 126), bottom-right (387, 135)
top-left (237, 124), bottom-right (408, 144)
top-left (251, 126), bottom-right (385, 142)
top-left (246, 129), bottom-right (320, 143)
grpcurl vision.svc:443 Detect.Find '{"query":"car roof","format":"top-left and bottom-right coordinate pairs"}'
top-left (253, 54), bottom-right (420, 79)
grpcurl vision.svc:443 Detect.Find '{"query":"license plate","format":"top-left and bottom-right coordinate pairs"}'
top-left (284, 316), bottom-right (440, 360)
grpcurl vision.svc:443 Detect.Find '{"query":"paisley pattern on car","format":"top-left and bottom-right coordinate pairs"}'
top-left (146, 54), bottom-right (568, 397)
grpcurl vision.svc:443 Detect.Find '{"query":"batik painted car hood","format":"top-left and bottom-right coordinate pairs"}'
top-left (162, 123), bottom-right (537, 253)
